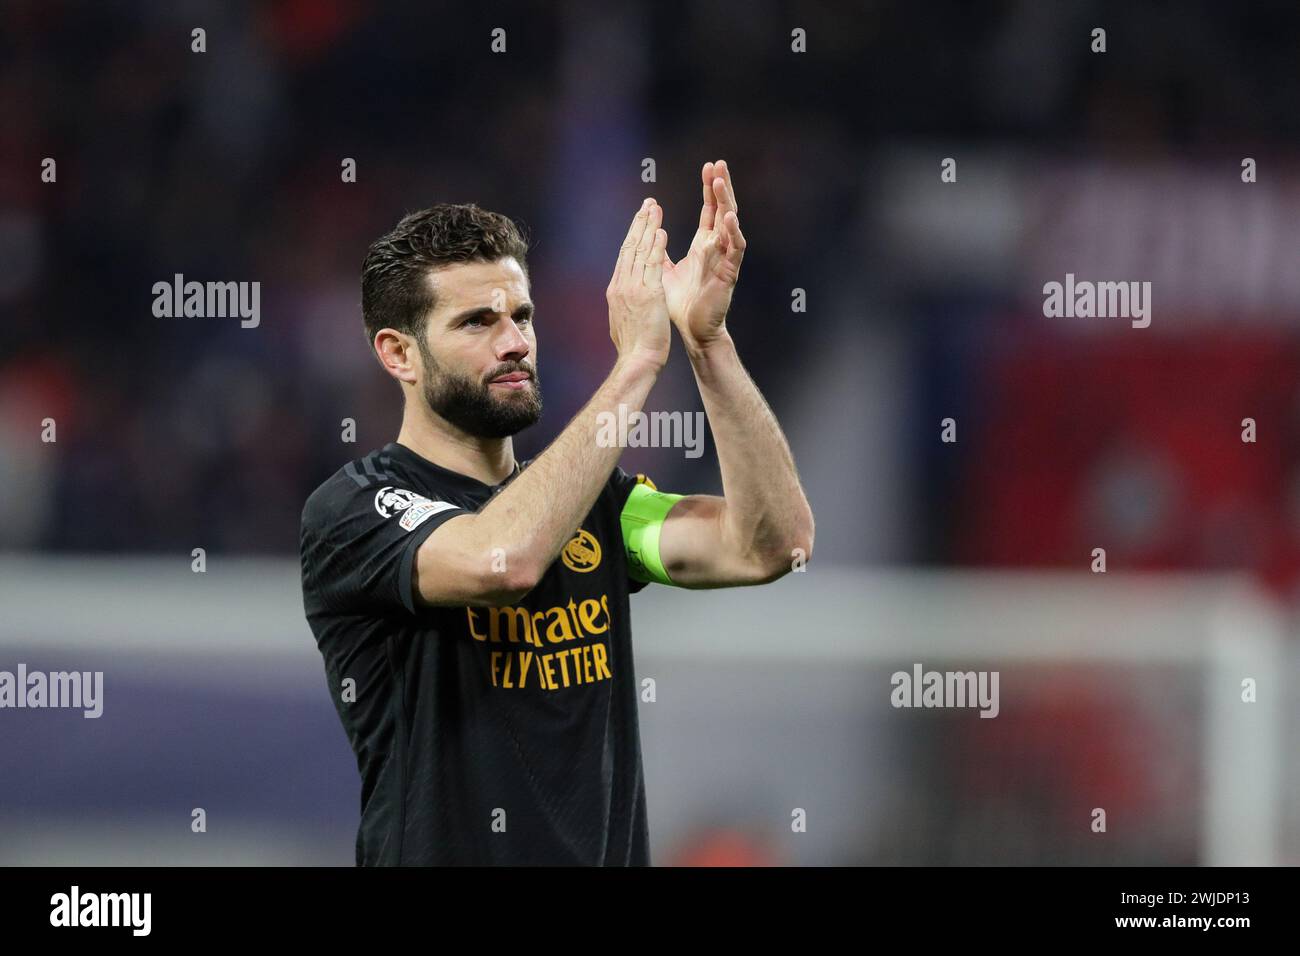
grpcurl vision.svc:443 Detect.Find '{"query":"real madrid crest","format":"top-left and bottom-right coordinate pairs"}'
top-left (561, 528), bottom-right (601, 572)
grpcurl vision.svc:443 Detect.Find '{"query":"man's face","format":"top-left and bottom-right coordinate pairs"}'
top-left (416, 257), bottom-right (541, 439)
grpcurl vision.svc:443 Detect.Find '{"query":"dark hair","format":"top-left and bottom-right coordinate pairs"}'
top-left (361, 203), bottom-right (530, 346)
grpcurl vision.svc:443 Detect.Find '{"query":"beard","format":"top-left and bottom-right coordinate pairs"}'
top-left (418, 344), bottom-right (543, 439)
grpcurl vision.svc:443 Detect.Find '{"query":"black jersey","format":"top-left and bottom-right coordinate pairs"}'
top-left (299, 440), bottom-right (654, 866)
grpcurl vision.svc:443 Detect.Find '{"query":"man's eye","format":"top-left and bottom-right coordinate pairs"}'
top-left (517, 316), bottom-right (532, 327)
top-left (463, 316), bottom-right (484, 328)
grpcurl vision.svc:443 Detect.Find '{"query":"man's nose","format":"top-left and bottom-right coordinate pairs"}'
top-left (495, 317), bottom-right (531, 359)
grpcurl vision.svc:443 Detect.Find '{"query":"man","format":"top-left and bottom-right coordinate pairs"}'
top-left (300, 160), bottom-right (814, 865)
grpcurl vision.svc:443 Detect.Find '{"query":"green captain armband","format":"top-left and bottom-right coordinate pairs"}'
top-left (620, 479), bottom-right (684, 586)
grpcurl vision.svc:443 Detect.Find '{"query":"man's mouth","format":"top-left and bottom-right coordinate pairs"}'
top-left (489, 371), bottom-right (532, 390)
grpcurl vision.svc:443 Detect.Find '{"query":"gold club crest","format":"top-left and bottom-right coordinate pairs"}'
top-left (561, 528), bottom-right (601, 572)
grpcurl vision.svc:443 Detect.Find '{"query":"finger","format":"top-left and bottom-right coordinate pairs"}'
top-left (715, 159), bottom-right (738, 215)
top-left (617, 199), bottom-right (654, 280)
top-left (722, 210), bottom-right (746, 266)
top-left (643, 228), bottom-right (667, 288)
top-left (630, 202), bottom-right (661, 278)
top-left (712, 175), bottom-right (736, 229)
top-left (698, 162), bottom-right (717, 231)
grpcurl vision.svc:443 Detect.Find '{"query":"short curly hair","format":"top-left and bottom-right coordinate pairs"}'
top-left (361, 203), bottom-right (530, 346)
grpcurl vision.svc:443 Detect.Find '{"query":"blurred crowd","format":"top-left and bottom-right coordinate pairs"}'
top-left (3, 0), bottom-right (1300, 595)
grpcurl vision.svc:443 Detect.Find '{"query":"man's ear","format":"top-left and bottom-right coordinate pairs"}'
top-left (374, 328), bottom-right (420, 386)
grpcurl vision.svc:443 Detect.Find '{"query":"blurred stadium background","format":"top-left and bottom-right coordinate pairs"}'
top-left (2, 0), bottom-right (1299, 864)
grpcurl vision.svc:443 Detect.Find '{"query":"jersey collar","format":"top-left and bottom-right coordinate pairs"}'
top-left (385, 441), bottom-right (522, 494)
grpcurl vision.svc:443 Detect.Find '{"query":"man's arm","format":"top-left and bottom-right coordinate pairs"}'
top-left (414, 198), bottom-right (673, 607)
top-left (653, 159), bottom-right (813, 587)
top-left (656, 333), bottom-right (814, 587)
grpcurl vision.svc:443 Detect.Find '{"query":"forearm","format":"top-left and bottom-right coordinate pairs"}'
top-left (471, 356), bottom-right (660, 583)
top-left (688, 332), bottom-right (814, 561)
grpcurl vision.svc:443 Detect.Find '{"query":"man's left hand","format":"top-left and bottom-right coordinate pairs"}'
top-left (662, 160), bottom-right (747, 353)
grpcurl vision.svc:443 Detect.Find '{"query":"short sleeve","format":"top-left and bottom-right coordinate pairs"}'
top-left (300, 478), bottom-right (469, 616)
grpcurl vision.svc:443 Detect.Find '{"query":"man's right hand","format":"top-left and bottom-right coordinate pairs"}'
top-left (607, 198), bottom-right (672, 372)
